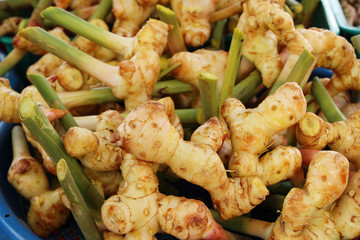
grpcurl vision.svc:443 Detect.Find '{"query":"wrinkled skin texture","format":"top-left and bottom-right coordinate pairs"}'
top-left (116, 100), bottom-right (268, 220)
top-left (271, 151), bottom-right (349, 239)
top-left (222, 83), bottom-right (306, 179)
top-left (171, 0), bottom-right (219, 47)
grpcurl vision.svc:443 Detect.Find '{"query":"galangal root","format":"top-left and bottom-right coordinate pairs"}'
top-left (271, 151), bottom-right (349, 239)
top-left (222, 82), bottom-right (306, 185)
top-left (8, 126), bottom-right (69, 236)
top-left (116, 99), bottom-right (269, 220)
top-left (296, 110), bottom-right (360, 168)
top-left (102, 153), bottom-right (228, 239)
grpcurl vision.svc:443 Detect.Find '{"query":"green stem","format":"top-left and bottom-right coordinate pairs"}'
top-left (58, 87), bottom-right (119, 109)
top-left (19, 96), bottom-right (104, 228)
top-left (41, 7), bottom-right (134, 57)
top-left (0, 0), bottom-right (33, 9)
top-left (152, 80), bottom-right (193, 98)
top-left (57, 159), bottom-right (104, 240)
top-left (269, 49), bottom-right (315, 95)
top-left (305, 94), bottom-right (317, 113)
top-left (175, 109), bottom-right (203, 125)
top-left (351, 34), bottom-right (360, 55)
top-left (211, 18), bottom-right (227, 49)
top-left (311, 77), bottom-right (346, 123)
top-left (158, 62), bottom-right (181, 80)
top-left (283, 4), bottom-right (293, 18)
top-left (74, 115), bottom-right (98, 131)
top-left (210, 2), bottom-right (243, 23)
top-left (156, 4), bottom-right (186, 54)
top-left (19, 27), bottom-right (126, 97)
top-left (88, 0), bottom-right (112, 21)
top-left (0, 48), bottom-right (27, 77)
top-left (198, 71), bottom-right (219, 121)
top-left (219, 28), bottom-right (244, 106)
top-left (11, 125), bottom-right (30, 159)
top-left (210, 209), bottom-right (274, 239)
top-left (28, 0), bottom-right (53, 27)
top-left (232, 69), bottom-right (262, 104)
top-left (286, 0), bottom-right (303, 13)
top-left (29, 73), bottom-right (79, 130)
top-left (295, 0), bottom-right (320, 27)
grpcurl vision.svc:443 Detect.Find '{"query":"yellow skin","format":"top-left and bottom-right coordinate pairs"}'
top-left (222, 82), bottom-right (306, 178)
top-left (112, 0), bottom-right (158, 37)
top-left (27, 188), bottom-right (70, 237)
top-left (237, 0), bottom-right (312, 86)
top-left (8, 127), bottom-right (70, 237)
top-left (236, 12), bottom-right (282, 87)
top-left (102, 153), bottom-right (227, 240)
top-left (64, 110), bottom-right (125, 171)
top-left (169, 49), bottom-right (228, 93)
top-left (270, 151), bottom-right (349, 240)
top-left (27, 28), bottom-right (71, 79)
top-left (116, 100), bottom-right (269, 220)
top-left (170, 0), bottom-right (220, 47)
top-left (55, 19), bottom-right (110, 91)
top-left (168, 49), bottom-right (228, 108)
top-left (298, 28), bottom-right (360, 97)
top-left (297, 111), bottom-right (360, 168)
top-left (331, 170), bottom-right (360, 239)
top-left (102, 19), bottom-right (170, 111)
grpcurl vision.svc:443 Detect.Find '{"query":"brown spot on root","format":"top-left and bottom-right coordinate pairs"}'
top-left (271, 105), bottom-right (277, 111)
top-left (152, 123), bottom-right (158, 128)
top-left (321, 175), bottom-right (327, 182)
top-left (14, 159), bottom-right (31, 174)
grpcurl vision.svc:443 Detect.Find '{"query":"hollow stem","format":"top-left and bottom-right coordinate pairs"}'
top-left (232, 69), bottom-right (262, 104)
top-left (219, 28), bottom-right (244, 106)
top-left (198, 71), bottom-right (219, 121)
top-left (311, 77), bottom-right (346, 123)
top-left (57, 159), bottom-right (104, 240)
top-left (19, 96), bottom-right (104, 228)
top-left (29, 73), bottom-right (78, 130)
top-left (41, 7), bottom-right (134, 57)
top-left (156, 4), bottom-right (186, 54)
top-left (269, 49), bottom-right (315, 95)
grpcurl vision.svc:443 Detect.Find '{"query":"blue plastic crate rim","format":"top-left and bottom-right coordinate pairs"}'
top-left (328, 0), bottom-right (360, 35)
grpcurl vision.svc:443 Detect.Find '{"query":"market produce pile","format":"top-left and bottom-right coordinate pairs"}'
top-left (1, 0), bottom-right (360, 239)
